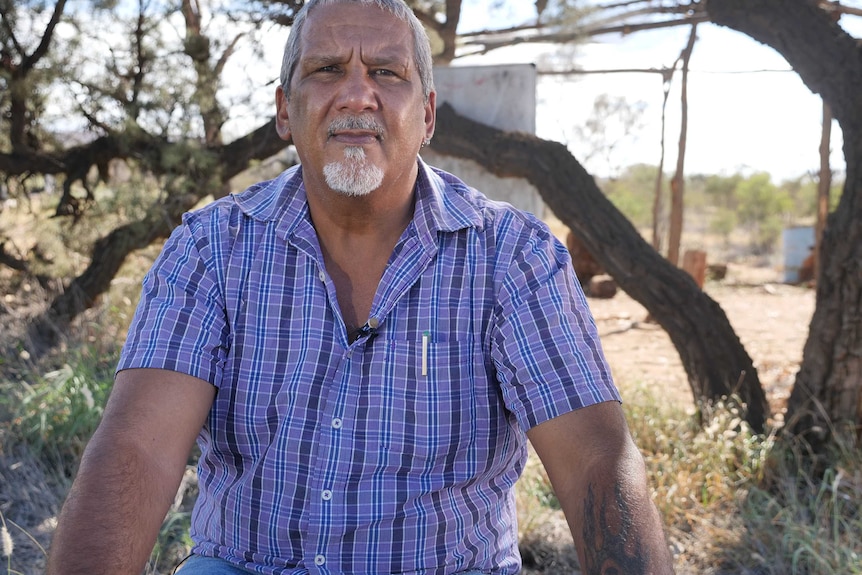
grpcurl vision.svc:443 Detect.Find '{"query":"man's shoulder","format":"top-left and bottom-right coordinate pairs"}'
top-left (424, 164), bottom-right (495, 210)
top-left (183, 165), bottom-right (302, 227)
top-left (423, 163), bottom-right (553, 241)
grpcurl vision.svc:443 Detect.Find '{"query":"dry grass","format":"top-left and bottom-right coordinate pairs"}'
top-left (514, 385), bottom-right (862, 575)
top-left (1, 193), bottom-right (860, 575)
top-left (2, 309), bottom-right (862, 575)
top-left (0, 449), bottom-right (60, 575)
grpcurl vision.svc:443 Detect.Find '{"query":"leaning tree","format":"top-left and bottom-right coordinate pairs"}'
top-left (3, 0), bottom-right (862, 446)
top-left (415, 0), bottom-right (862, 448)
top-left (705, 0), bottom-right (862, 448)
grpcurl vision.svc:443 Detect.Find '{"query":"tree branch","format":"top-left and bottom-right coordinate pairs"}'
top-left (708, 0), bottom-right (862, 134)
top-left (0, 3), bottom-right (24, 58)
top-left (0, 241), bottom-right (29, 272)
top-left (539, 67), bottom-right (670, 76)
top-left (460, 13), bottom-right (710, 57)
top-left (430, 103), bottom-right (768, 431)
top-left (23, 0), bottom-right (68, 73)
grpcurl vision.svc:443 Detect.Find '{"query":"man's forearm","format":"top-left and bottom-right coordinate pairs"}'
top-left (563, 446), bottom-right (675, 575)
top-left (575, 476), bottom-right (673, 574)
top-left (529, 404), bottom-right (676, 574)
top-left (47, 434), bottom-right (178, 575)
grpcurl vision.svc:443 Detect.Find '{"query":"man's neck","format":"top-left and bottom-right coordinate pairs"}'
top-left (304, 176), bottom-right (418, 334)
top-left (303, 165), bottom-right (418, 240)
top-left (308, 188), bottom-right (414, 239)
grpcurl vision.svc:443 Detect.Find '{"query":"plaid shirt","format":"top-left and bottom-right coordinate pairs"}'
top-left (118, 160), bottom-right (619, 575)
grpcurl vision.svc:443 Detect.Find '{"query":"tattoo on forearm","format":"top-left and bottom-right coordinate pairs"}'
top-left (581, 483), bottom-right (649, 575)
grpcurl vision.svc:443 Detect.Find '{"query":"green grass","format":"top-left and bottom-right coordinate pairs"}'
top-left (0, 349), bottom-right (117, 475)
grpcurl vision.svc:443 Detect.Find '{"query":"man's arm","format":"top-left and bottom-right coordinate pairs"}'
top-left (527, 401), bottom-right (674, 575)
top-left (47, 368), bottom-right (216, 575)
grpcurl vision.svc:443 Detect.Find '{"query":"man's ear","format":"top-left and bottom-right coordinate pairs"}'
top-left (424, 91), bottom-right (436, 143)
top-left (275, 85), bottom-right (291, 141)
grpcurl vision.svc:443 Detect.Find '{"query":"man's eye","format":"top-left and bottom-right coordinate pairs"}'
top-left (373, 69), bottom-right (396, 77)
top-left (317, 65), bottom-right (338, 73)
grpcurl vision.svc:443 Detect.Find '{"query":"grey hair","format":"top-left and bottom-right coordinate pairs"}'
top-left (279, 0), bottom-right (435, 103)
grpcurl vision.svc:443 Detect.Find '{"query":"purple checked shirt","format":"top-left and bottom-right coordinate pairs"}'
top-left (118, 160), bottom-right (620, 575)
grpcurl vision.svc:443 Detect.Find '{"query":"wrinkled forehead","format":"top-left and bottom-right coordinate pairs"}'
top-left (303, 1), bottom-right (412, 41)
top-left (301, 3), bottom-right (414, 57)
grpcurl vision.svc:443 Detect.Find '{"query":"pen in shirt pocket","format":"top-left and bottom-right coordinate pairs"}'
top-left (422, 330), bottom-right (429, 376)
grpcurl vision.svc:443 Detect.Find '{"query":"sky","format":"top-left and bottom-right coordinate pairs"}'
top-left (451, 5), bottom-right (862, 183)
top-left (224, 1), bottom-right (862, 184)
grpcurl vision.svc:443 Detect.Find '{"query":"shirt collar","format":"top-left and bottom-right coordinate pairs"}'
top-left (230, 164), bottom-right (308, 242)
top-left (413, 158), bottom-right (485, 236)
top-left (230, 158), bottom-right (485, 242)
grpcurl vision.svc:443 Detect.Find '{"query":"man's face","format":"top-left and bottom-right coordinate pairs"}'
top-left (276, 2), bottom-right (436, 197)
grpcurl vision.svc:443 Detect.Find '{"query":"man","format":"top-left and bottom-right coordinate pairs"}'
top-left (47, 1), bottom-right (675, 574)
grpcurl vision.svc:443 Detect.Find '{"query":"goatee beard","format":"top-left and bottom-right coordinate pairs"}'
top-left (323, 146), bottom-right (384, 197)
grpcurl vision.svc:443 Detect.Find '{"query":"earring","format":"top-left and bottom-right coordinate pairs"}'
top-left (421, 137), bottom-right (431, 148)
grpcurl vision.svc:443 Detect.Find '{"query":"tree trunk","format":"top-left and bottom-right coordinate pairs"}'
top-left (652, 70), bottom-right (673, 253)
top-left (667, 24), bottom-right (697, 267)
top-left (708, 0), bottom-right (862, 446)
top-left (816, 102), bottom-right (832, 284)
top-left (432, 103), bottom-right (769, 432)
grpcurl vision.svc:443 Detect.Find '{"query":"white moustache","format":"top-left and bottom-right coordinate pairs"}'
top-left (327, 116), bottom-right (385, 138)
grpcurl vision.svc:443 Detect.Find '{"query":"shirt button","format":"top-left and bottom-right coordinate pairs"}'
top-left (322, 489), bottom-right (333, 501)
top-left (332, 418), bottom-right (343, 429)
top-left (314, 554), bottom-right (326, 566)
top-left (318, 270), bottom-right (326, 282)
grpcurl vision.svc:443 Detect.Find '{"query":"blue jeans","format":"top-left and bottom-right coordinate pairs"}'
top-left (175, 554), bottom-right (487, 575)
top-left (174, 555), bottom-right (258, 574)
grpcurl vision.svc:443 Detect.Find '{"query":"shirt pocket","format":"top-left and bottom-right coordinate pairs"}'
top-left (364, 337), bottom-right (492, 481)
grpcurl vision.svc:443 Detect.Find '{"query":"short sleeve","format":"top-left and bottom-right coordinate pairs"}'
top-left (491, 227), bottom-right (620, 431)
top-left (117, 214), bottom-right (230, 386)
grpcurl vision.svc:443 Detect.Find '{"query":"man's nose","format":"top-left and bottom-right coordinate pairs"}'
top-left (336, 69), bottom-right (379, 112)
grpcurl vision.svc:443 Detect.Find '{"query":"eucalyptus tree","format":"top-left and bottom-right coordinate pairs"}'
top-left (411, 0), bottom-right (862, 450)
top-left (707, 0), bottom-right (862, 449)
top-left (4, 0), bottom-right (862, 450)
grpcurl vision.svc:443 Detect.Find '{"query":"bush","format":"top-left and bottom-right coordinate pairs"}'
top-left (0, 349), bottom-right (117, 474)
top-left (3, 354), bottom-right (861, 574)
top-left (735, 173), bottom-right (794, 255)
